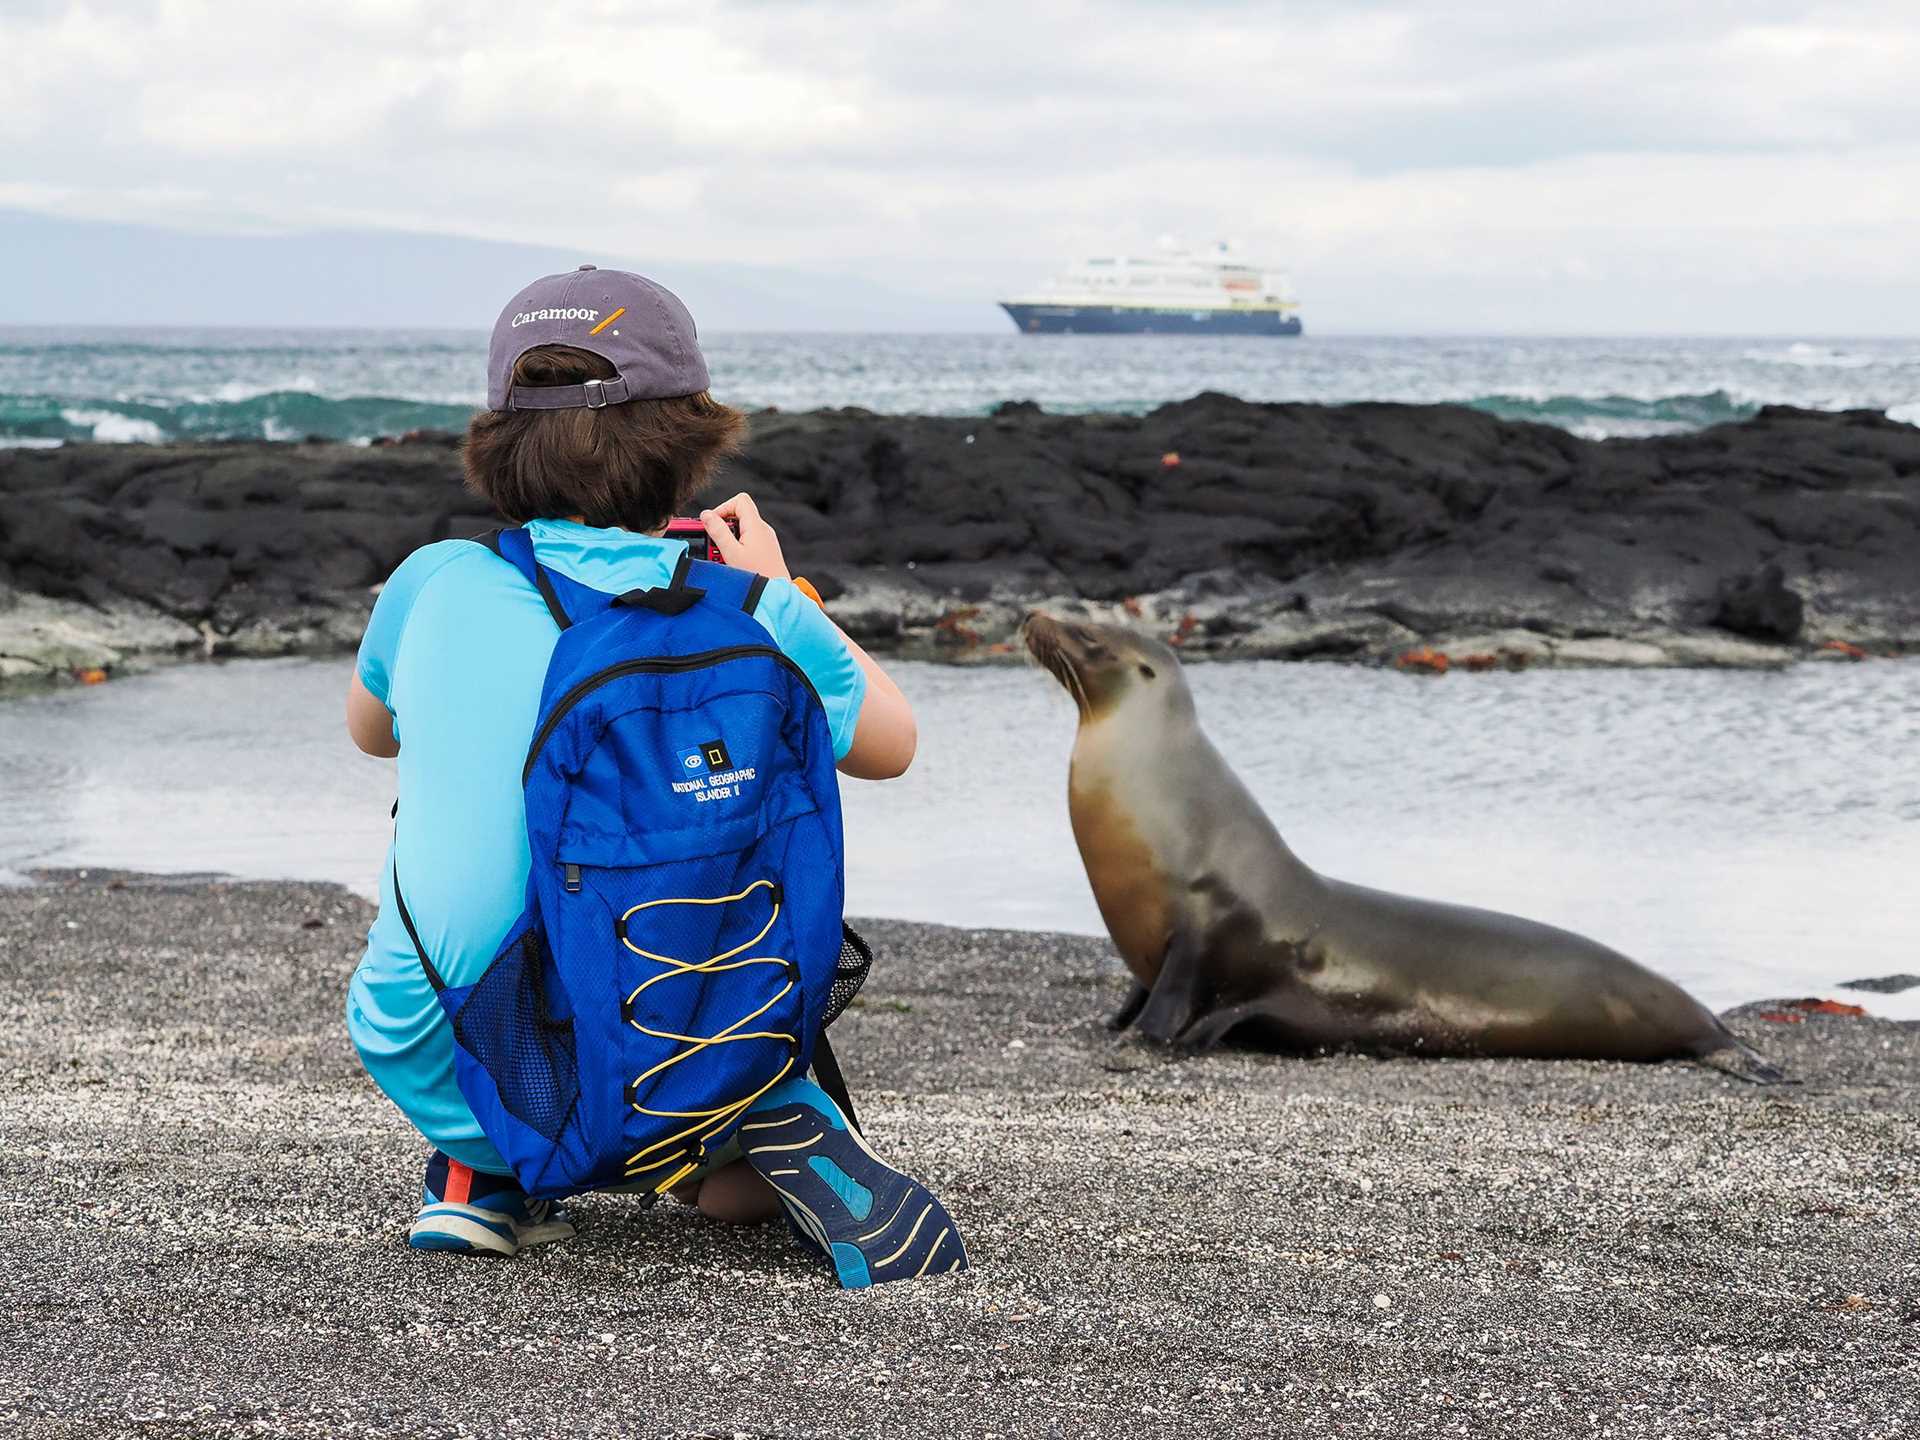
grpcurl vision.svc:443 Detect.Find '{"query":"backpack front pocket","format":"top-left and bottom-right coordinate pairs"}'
top-left (556, 855), bottom-right (809, 1193)
top-left (527, 648), bottom-right (826, 872)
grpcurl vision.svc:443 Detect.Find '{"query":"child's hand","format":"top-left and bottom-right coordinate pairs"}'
top-left (701, 493), bottom-right (791, 581)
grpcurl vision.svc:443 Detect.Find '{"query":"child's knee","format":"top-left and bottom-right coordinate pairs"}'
top-left (694, 1161), bottom-right (780, 1224)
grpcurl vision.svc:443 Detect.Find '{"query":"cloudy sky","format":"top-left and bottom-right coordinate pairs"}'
top-left (3, 0), bottom-right (1917, 331)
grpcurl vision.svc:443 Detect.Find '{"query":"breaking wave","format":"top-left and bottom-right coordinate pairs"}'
top-left (1740, 342), bottom-right (1889, 371)
top-left (1, 384), bottom-right (1909, 445)
top-left (0, 390), bottom-right (478, 445)
top-left (1463, 389), bottom-right (1758, 435)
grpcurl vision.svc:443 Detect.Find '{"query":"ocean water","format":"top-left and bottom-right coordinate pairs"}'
top-left (3, 656), bottom-right (1915, 1018)
top-left (1, 328), bottom-right (1916, 446)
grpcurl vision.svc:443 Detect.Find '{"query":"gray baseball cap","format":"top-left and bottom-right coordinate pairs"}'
top-left (486, 264), bottom-right (711, 411)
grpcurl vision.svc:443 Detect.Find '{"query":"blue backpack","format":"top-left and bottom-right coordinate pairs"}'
top-left (395, 527), bottom-right (868, 1201)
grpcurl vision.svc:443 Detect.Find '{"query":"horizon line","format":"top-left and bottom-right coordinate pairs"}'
top-left (3, 323), bottom-right (1919, 342)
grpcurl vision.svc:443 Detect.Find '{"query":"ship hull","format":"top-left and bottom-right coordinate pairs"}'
top-left (1000, 303), bottom-right (1302, 336)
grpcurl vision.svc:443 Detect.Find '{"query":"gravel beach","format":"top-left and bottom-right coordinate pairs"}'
top-left (3, 870), bottom-right (1916, 1438)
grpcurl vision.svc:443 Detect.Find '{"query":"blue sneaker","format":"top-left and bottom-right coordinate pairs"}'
top-left (406, 1151), bottom-right (575, 1257)
top-left (736, 1078), bottom-right (968, 1289)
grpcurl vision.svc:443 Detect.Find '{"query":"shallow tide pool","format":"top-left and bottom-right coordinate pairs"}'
top-left (2, 657), bottom-right (1915, 1015)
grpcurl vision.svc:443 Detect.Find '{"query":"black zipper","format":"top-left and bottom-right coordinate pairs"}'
top-left (523, 645), bottom-right (820, 783)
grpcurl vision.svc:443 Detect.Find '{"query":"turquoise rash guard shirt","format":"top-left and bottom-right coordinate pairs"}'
top-left (346, 519), bottom-right (867, 1174)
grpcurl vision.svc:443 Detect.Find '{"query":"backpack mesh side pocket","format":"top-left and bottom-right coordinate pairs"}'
top-left (823, 923), bottom-right (874, 1028)
top-left (451, 930), bottom-right (581, 1143)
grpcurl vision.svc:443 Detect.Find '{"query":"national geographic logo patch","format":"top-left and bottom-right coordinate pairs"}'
top-left (670, 737), bottom-right (752, 804)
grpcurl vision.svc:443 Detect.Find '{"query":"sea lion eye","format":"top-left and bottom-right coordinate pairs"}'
top-left (1137, 664), bottom-right (1156, 679)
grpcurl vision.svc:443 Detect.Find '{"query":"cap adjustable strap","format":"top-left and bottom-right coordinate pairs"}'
top-left (507, 375), bottom-right (633, 411)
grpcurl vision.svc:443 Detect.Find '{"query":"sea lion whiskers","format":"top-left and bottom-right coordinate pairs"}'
top-left (1021, 613), bottom-right (1093, 718)
top-left (1055, 658), bottom-right (1091, 720)
top-left (1022, 611), bottom-right (1178, 724)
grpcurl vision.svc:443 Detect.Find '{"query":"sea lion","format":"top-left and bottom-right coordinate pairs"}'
top-left (1023, 614), bottom-right (1781, 1082)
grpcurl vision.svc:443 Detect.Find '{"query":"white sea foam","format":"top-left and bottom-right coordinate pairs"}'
top-left (195, 376), bottom-right (322, 404)
top-left (1741, 342), bottom-right (1880, 370)
top-left (61, 408), bottom-right (167, 443)
top-left (0, 436), bottom-right (65, 450)
top-left (1888, 401), bottom-right (1920, 427)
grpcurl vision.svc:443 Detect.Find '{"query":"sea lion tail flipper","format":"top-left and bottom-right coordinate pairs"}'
top-left (1108, 983), bottom-right (1149, 1032)
top-left (1699, 1038), bottom-right (1791, 1086)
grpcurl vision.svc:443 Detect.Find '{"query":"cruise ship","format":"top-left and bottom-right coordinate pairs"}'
top-left (999, 242), bottom-right (1302, 336)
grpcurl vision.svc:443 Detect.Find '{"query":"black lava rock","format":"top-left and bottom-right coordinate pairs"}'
top-left (1840, 975), bottom-right (1920, 994)
top-left (1713, 563), bottom-right (1806, 643)
top-left (3, 399), bottom-right (1917, 646)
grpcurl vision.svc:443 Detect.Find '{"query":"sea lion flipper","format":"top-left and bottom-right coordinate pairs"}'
top-left (1132, 933), bottom-right (1209, 1045)
top-left (1108, 983), bottom-right (1149, 1032)
top-left (1700, 1039), bottom-right (1791, 1085)
top-left (1170, 1001), bottom-right (1268, 1050)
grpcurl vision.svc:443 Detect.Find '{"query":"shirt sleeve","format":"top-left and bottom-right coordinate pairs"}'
top-left (750, 577), bottom-right (868, 761)
top-left (356, 541), bottom-right (475, 711)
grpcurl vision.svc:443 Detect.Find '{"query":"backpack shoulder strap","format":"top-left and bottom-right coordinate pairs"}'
top-left (811, 1033), bottom-right (859, 1132)
top-left (392, 861), bottom-right (446, 992)
top-left (467, 525), bottom-right (571, 629)
top-left (609, 553), bottom-right (769, 618)
top-left (685, 557), bottom-right (767, 614)
top-left (473, 530), bottom-right (767, 626)
top-left (387, 800), bottom-right (444, 993)
top-left (612, 547), bottom-right (704, 616)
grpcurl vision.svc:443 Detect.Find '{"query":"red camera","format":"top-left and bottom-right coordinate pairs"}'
top-left (663, 515), bottom-right (739, 563)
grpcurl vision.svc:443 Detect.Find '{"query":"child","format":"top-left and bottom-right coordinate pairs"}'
top-left (345, 266), bottom-right (961, 1285)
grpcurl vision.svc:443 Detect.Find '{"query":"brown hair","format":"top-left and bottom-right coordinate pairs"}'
top-left (463, 345), bottom-right (745, 532)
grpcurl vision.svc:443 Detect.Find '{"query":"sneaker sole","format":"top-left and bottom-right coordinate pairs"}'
top-left (408, 1204), bottom-right (520, 1257)
top-left (407, 1202), bottom-right (577, 1257)
top-left (738, 1102), bottom-right (968, 1289)
top-left (515, 1216), bottom-right (577, 1249)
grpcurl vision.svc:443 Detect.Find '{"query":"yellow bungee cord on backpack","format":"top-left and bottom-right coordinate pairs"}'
top-left (616, 878), bottom-right (798, 1192)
